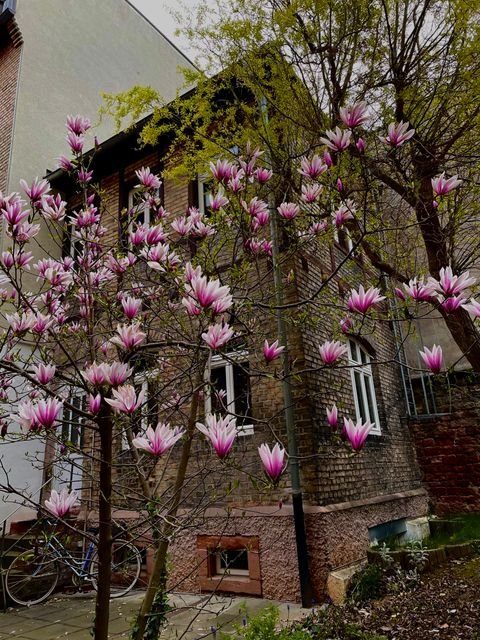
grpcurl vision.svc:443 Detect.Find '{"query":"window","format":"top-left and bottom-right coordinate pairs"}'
top-left (348, 339), bottom-right (381, 435)
top-left (63, 213), bottom-right (84, 264)
top-left (215, 548), bottom-right (249, 576)
top-left (206, 352), bottom-right (253, 435)
top-left (197, 176), bottom-right (213, 216)
top-left (61, 393), bottom-right (86, 449)
top-left (128, 187), bottom-right (153, 228)
top-left (197, 535), bottom-right (261, 596)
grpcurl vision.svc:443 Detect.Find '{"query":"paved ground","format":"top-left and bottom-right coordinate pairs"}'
top-left (0, 591), bottom-right (306, 639)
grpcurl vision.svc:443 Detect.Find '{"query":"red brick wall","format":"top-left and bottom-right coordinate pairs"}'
top-left (410, 382), bottom-right (480, 514)
top-left (0, 39), bottom-right (21, 192)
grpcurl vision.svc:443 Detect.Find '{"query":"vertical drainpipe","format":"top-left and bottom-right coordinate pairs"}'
top-left (259, 97), bottom-right (313, 607)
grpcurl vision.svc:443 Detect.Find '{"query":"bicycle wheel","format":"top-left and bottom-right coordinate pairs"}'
top-left (6, 547), bottom-right (59, 606)
top-left (90, 540), bottom-right (141, 598)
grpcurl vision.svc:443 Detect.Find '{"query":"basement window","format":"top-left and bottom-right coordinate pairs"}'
top-left (215, 548), bottom-right (249, 577)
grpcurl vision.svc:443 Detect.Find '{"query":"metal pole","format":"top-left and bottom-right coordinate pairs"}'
top-left (259, 97), bottom-right (313, 607)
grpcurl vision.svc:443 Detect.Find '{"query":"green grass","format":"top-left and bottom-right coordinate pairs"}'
top-left (425, 513), bottom-right (480, 548)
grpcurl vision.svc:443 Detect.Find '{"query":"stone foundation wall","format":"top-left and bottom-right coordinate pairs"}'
top-left (166, 489), bottom-right (428, 602)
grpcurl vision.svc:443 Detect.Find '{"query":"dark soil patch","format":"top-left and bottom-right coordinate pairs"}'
top-left (321, 556), bottom-right (480, 639)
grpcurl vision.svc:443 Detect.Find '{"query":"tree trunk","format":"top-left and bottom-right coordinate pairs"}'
top-left (131, 375), bottom-right (203, 640)
top-left (93, 402), bottom-right (113, 640)
top-left (416, 174), bottom-right (480, 371)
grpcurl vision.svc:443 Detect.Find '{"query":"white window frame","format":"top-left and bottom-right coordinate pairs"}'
top-left (128, 186), bottom-right (161, 234)
top-left (215, 548), bottom-right (249, 577)
top-left (334, 226), bottom-right (354, 253)
top-left (205, 351), bottom-right (254, 436)
top-left (347, 339), bottom-right (381, 435)
top-left (61, 391), bottom-right (86, 449)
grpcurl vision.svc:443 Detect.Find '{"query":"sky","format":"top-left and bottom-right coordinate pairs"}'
top-left (129, 0), bottom-right (203, 59)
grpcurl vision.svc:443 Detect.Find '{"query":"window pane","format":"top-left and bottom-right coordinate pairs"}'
top-left (232, 362), bottom-right (252, 426)
top-left (217, 549), bottom-right (248, 572)
top-left (364, 375), bottom-right (377, 426)
top-left (354, 371), bottom-right (367, 422)
top-left (211, 366), bottom-right (227, 413)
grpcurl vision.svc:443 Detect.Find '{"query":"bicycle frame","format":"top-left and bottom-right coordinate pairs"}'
top-left (44, 532), bottom-right (96, 580)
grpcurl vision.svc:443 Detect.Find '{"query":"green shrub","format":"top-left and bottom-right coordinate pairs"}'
top-left (221, 605), bottom-right (386, 640)
top-left (347, 563), bottom-right (387, 603)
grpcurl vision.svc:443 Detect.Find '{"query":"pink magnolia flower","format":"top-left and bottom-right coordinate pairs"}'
top-left (323, 150), bottom-right (333, 167)
top-left (42, 193), bottom-right (67, 221)
top-left (171, 216), bottom-right (194, 236)
top-left (326, 405), bottom-right (338, 428)
top-left (57, 155), bottom-right (75, 171)
top-left (183, 275), bottom-right (233, 315)
top-left (145, 225), bottom-right (166, 245)
top-left (251, 208), bottom-right (269, 230)
top-left (431, 172), bottom-right (462, 196)
top-left (333, 201), bottom-right (355, 227)
top-left (343, 418), bottom-right (373, 450)
top-left (379, 121), bottom-right (415, 147)
top-left (277, 202), bottom-right (300, 220)
top-left (135, 167), bottom-right (161, 190)
top-left (110, 323), bottom-right (146, 350)
top-left (419, 344), bottom-right (443, 374)
top-left (33, 364), bottom-right (56, 385)
top-left (255, 167), bottom-right (273, 184)
top-left (308, 221), bottom-right (328, 235)
top-left (347, 285), bottom-right (386, 314)
top-left (17, 399), bottom-right (37, 431)
top-left (1, 251), bottom-right (14, 269)
top-left (319, 340), bottom-right (348, 365)
top-left (403, 277), bottom-right (436, 302)
top-left (356, 138), bottom-right (366, 153)
top-left (463, 298), bottom-right (480, 317)
top-left (88, 393), bottom-right (102, 414)
top-left (31, 312), bottom-right (54, 335)
top-left (2, 199), bottom-right (29, 226)
top-left (121, 296), bottom-right (142, 320)
top-left (106, 362), bottom-right (133, 386)
top-left (336, 178), bottom-right (343, 192)
top-left (263, 339), bottom-right (285, 363)
top-left (133, 422), bottom-right (184, 456)
top-left (105, 384), bottom-right (145, 414)
top-left (83, 362), bottom-right (110, 386)
top-left (210, 159), bottom-right (233, 182)
top-left (6, 311), bottom-right (36, 334)
top-left (66, 131), bottom-right (84, 155)
top-left (440, 295), bottom-right (468, 313)
top-left (429, 266), bottom-right (476, 297)
top-left (19, 177), bottom-right (50, 202)
top-left (196, 414), bottom-right (237, 458)
top-left (339, 102), bottom-right (368, 128)
top-left (319, 127), bottom-right (352, 152)
top-left (33, 398), bottom-right (63, 429)
top-left (242, 197), bottom-right (269, 218)
top-left (202, 322), bottom-right (234, 350)
top-left (66, 114), bottom-right (91, 135)
top-left (258, 443), bottom-right (285, 483)
top-left (301, 184), bottom-right (323, 203)
top-left (340, 317), bottom-right (353, 333)
top-left (45, 488), bottom-right (79, 518)
top-left (299, 155), bottom-right (328, 179)
top-left (210, 187), bottom-right (229, 211)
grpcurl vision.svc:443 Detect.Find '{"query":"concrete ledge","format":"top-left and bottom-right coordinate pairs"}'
top-left (327, 560), bottom-right (367, 604)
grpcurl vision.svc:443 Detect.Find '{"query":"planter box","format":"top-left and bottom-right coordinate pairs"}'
top-left (445, 542), bottom-right (474, 559)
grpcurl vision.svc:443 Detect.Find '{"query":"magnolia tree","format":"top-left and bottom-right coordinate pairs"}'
top-left (0, 110), bottom-right (475, 640)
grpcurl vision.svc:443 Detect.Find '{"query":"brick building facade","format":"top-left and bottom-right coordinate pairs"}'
top-left (47, 120), bottom-right (428, 601)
